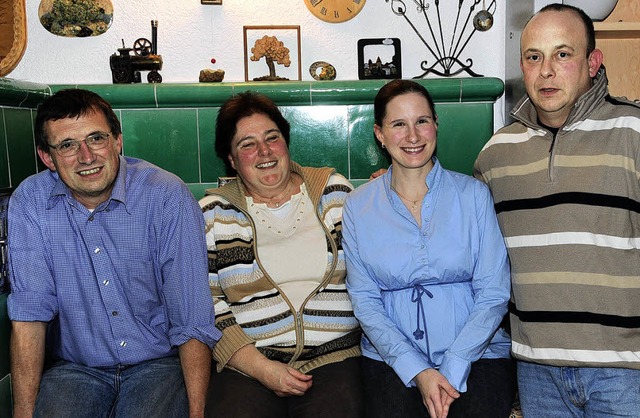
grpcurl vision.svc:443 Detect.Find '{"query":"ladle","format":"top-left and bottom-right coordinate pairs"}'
top-left (473, 0), bottom-right (494, 31)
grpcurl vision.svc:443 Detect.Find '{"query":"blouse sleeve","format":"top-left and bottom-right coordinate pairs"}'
top-left (438, 182), bottom-right (510, 391)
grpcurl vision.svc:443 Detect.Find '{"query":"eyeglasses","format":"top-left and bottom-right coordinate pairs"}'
top-left (48, 132), bottom-right (111, 157)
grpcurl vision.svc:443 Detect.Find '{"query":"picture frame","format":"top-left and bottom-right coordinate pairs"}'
top-left (357, 38), bottom-right (402, 80)
top-left (201, 0), bottom-right (222, 4)
top-left (243, 25), bottom-right (301, 82)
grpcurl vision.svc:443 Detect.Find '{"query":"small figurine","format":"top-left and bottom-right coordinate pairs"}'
top-left (199, 57), bottom-right (225, 82)
top-left (109, 20), bottom-right (162, 83)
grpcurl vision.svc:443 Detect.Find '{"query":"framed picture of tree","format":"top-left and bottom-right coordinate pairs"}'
top-left (243, 25), bottom-right (301, 82)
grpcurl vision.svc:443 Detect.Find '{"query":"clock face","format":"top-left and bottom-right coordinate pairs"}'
top-left (304, 0), bottom-right (366, 23)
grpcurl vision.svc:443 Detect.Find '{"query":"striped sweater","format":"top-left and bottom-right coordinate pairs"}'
top-left (474, 68), bottom-right (640, 369)
top-left (199, 162), bottom-right (361, 373)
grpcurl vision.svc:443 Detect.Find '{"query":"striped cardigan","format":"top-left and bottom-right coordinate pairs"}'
top-left (200, 162), bottom-right (361, 373)
top-left (474, 68), bottom-right (640, 370)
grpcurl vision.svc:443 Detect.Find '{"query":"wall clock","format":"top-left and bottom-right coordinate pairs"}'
top-left (303, 0), bottom-right (366, 23)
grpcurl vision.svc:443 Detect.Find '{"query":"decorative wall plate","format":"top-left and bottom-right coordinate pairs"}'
top-left (38, 0), bottom-right (113, 37)
top-left (309, 61), bottom-right (336, 80)
top-left (0, 0), bottom-right (27, 76)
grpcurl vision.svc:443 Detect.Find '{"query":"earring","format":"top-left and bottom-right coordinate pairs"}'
top-left (381, 143), bottom-right (386, 149)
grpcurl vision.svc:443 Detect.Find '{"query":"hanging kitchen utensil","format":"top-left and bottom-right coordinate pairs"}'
top-left (473, 0), bottom-right (494, 31)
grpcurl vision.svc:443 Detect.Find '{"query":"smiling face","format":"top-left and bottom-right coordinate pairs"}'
top-left (228, 113), bottom-right (291, 197)
top-left (520, 9), bottom-right (602, 127)
top-left (374, 92), bottom-right (437, 175)
top-left (37, 109), bottom-right (122, 210)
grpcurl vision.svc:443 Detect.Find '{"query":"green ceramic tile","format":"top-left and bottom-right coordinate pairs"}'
top-left (197, 108), bottom-right (227, 181)
top-left (156, 84), bottom-right (235, 108)
top-left (311, 80), bottom-right (386, 105)
top-left (0, 109), bottom-right (10, 188)
top-left (46, 79), bottom-right (505, 109)
top-left (241, 82), bottom-right (312, 105)
top-left (53, 84), bottom-right (158, 109)
top-left (348, 105), bottom-right (389, 180)
top-left (120, 109), bottom-right (200, 183)
top-left (4, 108), bottom-right (37, 187)
top-left (187, 182), bottom-right (218, 201)
top-left (435, 103), bottom-right (493, 176)
top-left (283, 105), bottom-right (349, 177)
top-left (0, 77), bottom-right (50, 107)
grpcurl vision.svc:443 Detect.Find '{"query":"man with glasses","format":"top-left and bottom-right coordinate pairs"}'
top-left (7, 89), bottom-right (221, 418)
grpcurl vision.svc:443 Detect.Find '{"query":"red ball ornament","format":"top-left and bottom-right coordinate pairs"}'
top-left (210, 58), bottom-right (217, 64)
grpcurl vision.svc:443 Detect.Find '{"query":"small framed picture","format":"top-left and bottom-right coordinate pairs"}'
top-left (243, 25), bottom-right (301, 82)
top-left (201, 0), bottom-right (222, 4)
top-left (358, 38), bottom-right (402, 80)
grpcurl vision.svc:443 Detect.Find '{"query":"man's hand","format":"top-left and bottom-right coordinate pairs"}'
top-left (413, 369), bottom-right (460, 418)
top-left (369, 168), bottom-right (387, 180)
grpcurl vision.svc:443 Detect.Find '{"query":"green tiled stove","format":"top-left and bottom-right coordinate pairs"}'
top-left (0, 76), bottom-right (504, 416)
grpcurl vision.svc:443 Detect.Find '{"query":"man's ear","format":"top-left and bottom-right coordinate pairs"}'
top-left (37, 147), bottom-right (57, 172)
top-left (588, 49), bottom-right (604, 78)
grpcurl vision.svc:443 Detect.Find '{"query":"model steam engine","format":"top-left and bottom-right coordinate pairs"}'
top-left (110, 20), bottom-right (163, 83)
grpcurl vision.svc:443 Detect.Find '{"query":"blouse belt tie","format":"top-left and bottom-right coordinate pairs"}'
top-left (412, 284), bottom-right (436, 368)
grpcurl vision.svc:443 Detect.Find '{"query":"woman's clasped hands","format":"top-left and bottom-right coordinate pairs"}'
top-left (414, 369), bottom-right (460, 418)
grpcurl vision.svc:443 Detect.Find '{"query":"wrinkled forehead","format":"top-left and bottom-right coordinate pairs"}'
top-left (44, 109), bottom-right (110, 141)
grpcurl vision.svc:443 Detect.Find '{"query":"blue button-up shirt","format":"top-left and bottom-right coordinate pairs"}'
top-left (343, 159), bottom-right (511, 392)
top-left (8, 156), bottom-right (221, 367)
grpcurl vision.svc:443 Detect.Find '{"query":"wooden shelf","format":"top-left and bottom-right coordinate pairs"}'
top-left (594, 22), bottom-right (640, 39)
top-left (594, 0), bottom-right (640, 100)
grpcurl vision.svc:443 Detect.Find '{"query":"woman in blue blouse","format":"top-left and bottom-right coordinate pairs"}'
top-left (343, 80), bottom-right (515, 418)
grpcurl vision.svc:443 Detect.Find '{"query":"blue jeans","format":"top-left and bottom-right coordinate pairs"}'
top-left (517, 361), bottom-right (640, 417)
top-left (35, 356), bottom-right (187, 418)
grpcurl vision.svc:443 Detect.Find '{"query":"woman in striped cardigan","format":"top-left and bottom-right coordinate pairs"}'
top-left (200, 92), bottom-right (363, 417)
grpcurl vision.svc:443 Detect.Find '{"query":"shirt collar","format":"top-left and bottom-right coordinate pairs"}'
top-left (384, 157), bottom-right (442, 189)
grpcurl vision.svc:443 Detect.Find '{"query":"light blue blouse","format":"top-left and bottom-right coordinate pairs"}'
top-left (343, 159), bottom-right (511, 392)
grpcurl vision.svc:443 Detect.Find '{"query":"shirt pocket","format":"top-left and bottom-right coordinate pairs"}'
top-left (123, 259), bottom-right (162, 319)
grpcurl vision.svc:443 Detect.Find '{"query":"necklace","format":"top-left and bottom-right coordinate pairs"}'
top-left (390, 184), bottom-right (424, 212)
top-left (249, 185), bottom-right (307, 236)
top-left (249, 177), bottom-right (294, 208)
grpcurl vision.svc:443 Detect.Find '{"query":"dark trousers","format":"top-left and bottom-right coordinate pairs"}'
top-left (205, 357), bottom-right (364, 418)
top-left (362, 357), bottom-right (516, 418)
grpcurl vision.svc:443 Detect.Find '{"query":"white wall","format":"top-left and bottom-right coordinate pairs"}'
top-left (11, 0), bottom-right (506, 83)
top-left (10, 0), bottom-right (508, 123)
